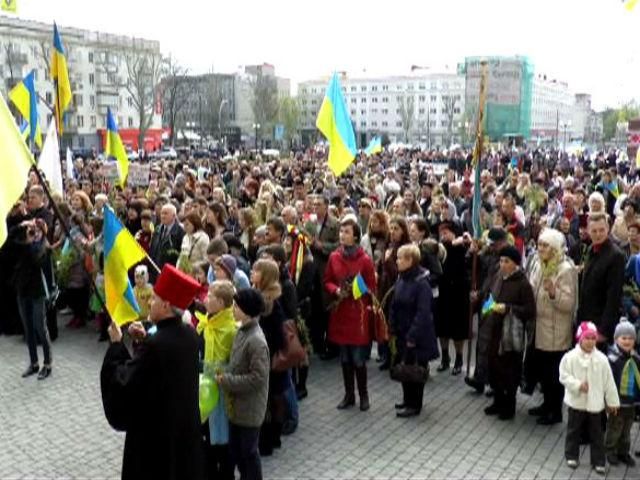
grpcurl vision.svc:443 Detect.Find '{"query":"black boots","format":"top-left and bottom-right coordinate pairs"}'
top-left (296, 366), bottom-right (308, 400)
top-left (437, 351), bottom-right (450, 372)
top-left (465, 376), bottom-right (485, 394)
top-left (451, 354), bottom-right (463, 376)
top-left (337, 364), bottom-right (356, 409)
top-left (355, 366), bottom-right (370, 411)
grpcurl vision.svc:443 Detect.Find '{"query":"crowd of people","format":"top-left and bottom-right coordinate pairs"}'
top-left (2, 145), bottom-right (640, 478)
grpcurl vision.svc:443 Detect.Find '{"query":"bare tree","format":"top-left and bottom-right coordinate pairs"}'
top-left (278, 96), bottom-right (301, 151)
top-left (399, 94), bottom-right (415, 142)
top-left (442, 95), bottom-right (459, 146)
top-left (161, 56), bottom-right (189, 146)
top-left (250, 73), bottom-right (279, 143)
top-left (123, 50), bottom-right (165, 150)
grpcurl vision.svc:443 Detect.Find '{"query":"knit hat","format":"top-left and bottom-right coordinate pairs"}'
top-left (614, 320), bottom-right (637, 340)
top-left (216, 254), bottom-right (237, 279)
top-left (499, 245), bottom-right (522, 266)
top-left (575, 321), bottom-right (598, 342)
top-left (537, 228), bottom-right (566, 253)
top-left (233, 288), bottom-right (265, 318)
top-left (487, 227), bottom-right (507, 245)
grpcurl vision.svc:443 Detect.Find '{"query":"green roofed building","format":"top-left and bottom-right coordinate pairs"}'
top-left (459, 56), bottom-right (534, 142)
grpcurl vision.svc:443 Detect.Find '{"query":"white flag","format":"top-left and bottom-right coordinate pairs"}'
top-left (38, 122), bottom-right (64, 197)
top-left (66, 147), bottom-right (74, 180)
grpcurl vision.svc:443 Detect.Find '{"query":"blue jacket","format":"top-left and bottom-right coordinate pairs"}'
top-left (390, 266), bottom-right (439, 363)
top-left (607, 343), bottom-right (640, 406)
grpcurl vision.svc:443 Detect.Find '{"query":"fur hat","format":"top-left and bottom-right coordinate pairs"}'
top-left (233, 288), bottom-right (265, 318)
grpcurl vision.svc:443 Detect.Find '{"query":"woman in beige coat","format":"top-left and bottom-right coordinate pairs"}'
top-left (178, 212), bottom-right (210, 274)
top-left (526, 228), bottom-right (578, 425)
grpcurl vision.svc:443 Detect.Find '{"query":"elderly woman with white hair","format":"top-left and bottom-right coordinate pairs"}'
top-left (525, 228), bottom-right (578, 425)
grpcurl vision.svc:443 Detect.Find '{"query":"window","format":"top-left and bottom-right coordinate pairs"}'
top-left (441, 121), bottom-right (447, 127)
top-left (351, 109), bottom-right (356, 116)
top-left (300, 88), bottom-right (307, 95)
top-left (382, 85), bottom-right (389, 91)
top-left (382, 108), bottom-right (389, 115)
top-left (360, 121), bottom-right (366, 127)
top-left (396, 84), bottom-right (403, 91)
top-left (382, 121), bottom-right (388, 127)
top-left (311, 88), bottom-right (317, 94)
top-left (419, 108), bottom-right (425, 114)
top-left (372, 97), bottom-right (378, 103)
top-left (382, 97), bottom-right (389, 103)
top-left (73, 94), bottom-right (83, 107)
top-left (45, 92), bottom-right (53, 104)
top-left (454, 107), bottom-right (461, 114)
top-left (371, 121), bottom-right (377, 127)
top-left (128, 117), bottom-right (133, 128)
top-left (361, 109), bottom-right (366, 115)
top-left (361, 86), bottom-right (367, 92)
top-left (88, 52), bottom-right (94, 63)
top-left (90, 95), bottom-right (95, 109)
top-left (419, 95), bottom-right (426, 102)
top-left (371, 85), bottom-right (378, 92)
top-left (118, 116), bottom-right (123, 126)
top-left (419, 83), bottom-right (426, 90)
top-left (89, 73), bottom-right (95, 86)
top-left (430, 95), bottom-right (437, 102)
top-left (430, 108), bottom-right (437, 114)
top-left (430, 82), bottom-right (437, 90)
top-left (90, 116), bottom-right (96, 127)
top-left (76, 115), bottom-right (84, 128)
top-left (351, 86), bottom-right (357, 92)
top-left (454, 94), bottom-right (461, 101)
top-left (311, 99), bottom-right (317, 106)
top-left (361, 97), bottom-right (366, 103)
top-left (396, 121), bottom-right (402, 127)
top-left (371, 108), bottom-right (378, 114)
top-left (118, 96), bottom-right (123, 108)
top-left (351, 98), bottom-right (357, 104)
top-left (430, 120), bottom-right (436, 127)
top-left (407, 83), bottom-right (414, 91)
top-left (127, 97), bottom-right (133, 108)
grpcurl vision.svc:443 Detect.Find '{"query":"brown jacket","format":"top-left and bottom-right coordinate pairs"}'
top-left (527, 255), bottom-right (577, 352)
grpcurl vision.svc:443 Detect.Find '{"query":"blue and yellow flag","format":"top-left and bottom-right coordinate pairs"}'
top-left (352, 273), bottom-right (369, 300)
top-left (19, 119), bottom-right (29, 141)
top-left (51, 23), bottom-right (72, 135)
top-left (103, 205), bottom-right (147, 326)
top-left (8, 70), bottom-right (42, 148)
top-left (364, 136), bottom-right (382, 156)
top-left (624, 0), bottom-right (639, 12)
top-left (0, 91), bottom-right (34, 248)
top-left (105, 108), bottom-right (129, 187)
top-left (482, 294), bottom-right (496, 317)
top-left (1, 0), bottom-right (17, 13)
top-left (316, 73), bottom-right (356, 177)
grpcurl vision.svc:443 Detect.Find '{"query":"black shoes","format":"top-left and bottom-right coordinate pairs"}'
top-left (464, 376), bottom-right (485, 394)
top-left (22, 364), bottom-right (39, 378)
top-left (37, 365), bottom-right (52, 380)
top-left (451, 356), bottom-right (463, 376)
top-left (395, 403), bottom-right (406, 409)
top-left (528, 404), bottom-right (547, 416)
top-left (359, 395), bottom-right (370, 411)
top-left (296, 388), bottom-right (308, 401)
top-left (618, 454), bottom-right (636, 467)
top-left (607, 454), bottom-right (620, 466)
top-left (378, 360), bottom-right (390, 371)
top-left (396, 408), bottom-right (420, 418)
top-left (498, 410), bottom-right (515, 421)
top-left (484, 402), bottom-right (500, 416)
top-left (536, 413), bottom-right (562, 426)
top-left (337, 395), bottom-right (356, 410)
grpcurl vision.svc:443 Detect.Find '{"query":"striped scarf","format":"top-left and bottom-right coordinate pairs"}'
top-left (620, 357), bottom-right (640, 398)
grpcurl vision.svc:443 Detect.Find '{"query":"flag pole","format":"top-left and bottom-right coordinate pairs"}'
top-left (465, 60), bottom-right (488, 379)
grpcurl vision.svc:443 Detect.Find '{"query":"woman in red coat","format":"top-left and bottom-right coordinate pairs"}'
top-left (324, 217), bottom-right (377, 412)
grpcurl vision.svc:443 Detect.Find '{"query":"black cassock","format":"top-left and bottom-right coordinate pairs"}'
top-left (100, 317), bottom-right (204, 480)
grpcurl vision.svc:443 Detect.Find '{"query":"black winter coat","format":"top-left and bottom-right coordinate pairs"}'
top-left (259, 299), bottom-right (287, 394)
top-left (100, 317), bottom-right (203, 480)
top-left (390, 266), bottom-right (439, 363)
top-left (8, 225), bottom-right (48, 298)
top-left (576, 239), bottom-right (625, 340)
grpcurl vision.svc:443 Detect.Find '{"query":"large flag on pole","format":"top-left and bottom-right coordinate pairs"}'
top-left (9, 70), bottom-right (42, 148)
top-left (51, 23), bottom-right (73, 135)
top-left (471, 61), bottom-right (489, 239)
top-left (0, 90), bottom-right (34, 248)
top-left (105, 108), bottom-right (129, 187)
top-left (1, 0), bottom-right (17, 13)
top-left (364, 136), bottom-right (382, 156)
top-left (38, 122), bottom-right (64, 197)
top-left (103, 206), bottom-right (147, 326)
top-left (316, 73), bottom-right (357, 176)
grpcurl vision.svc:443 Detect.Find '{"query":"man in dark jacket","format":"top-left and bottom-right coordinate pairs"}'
top-left (149, 204), bottom-right (185, 282)
top-left (577, 213), bottom-right (626, 344)
top-left (100, 264), bottom-right (203, 480)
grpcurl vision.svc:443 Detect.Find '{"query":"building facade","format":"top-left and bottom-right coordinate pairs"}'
top-left (298, 71), bottom-right (466, 148)
top-left (0, 16), bottom-right (162, 151)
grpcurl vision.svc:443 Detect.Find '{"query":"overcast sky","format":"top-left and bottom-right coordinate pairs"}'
top-left (10, 0), bottom-right (640, 110)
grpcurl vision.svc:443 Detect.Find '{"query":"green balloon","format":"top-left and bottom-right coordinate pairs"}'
top-left (199, 374), bottom-right (219, 423)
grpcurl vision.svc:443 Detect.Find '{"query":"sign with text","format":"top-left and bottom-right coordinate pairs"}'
top-left (127, 163), bottom-right (150, 187)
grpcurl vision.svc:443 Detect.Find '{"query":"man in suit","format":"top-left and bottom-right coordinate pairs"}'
top-left (149, 203), bottom-right (185, 281)
top-left (100, 264), bottom-right (203, 480)
top-left (305, 195), bottom-right (339, 358)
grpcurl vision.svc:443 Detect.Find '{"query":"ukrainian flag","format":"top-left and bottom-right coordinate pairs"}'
top-left (51, 23), bottom-right (72, 135)
top-left (0, 90), bottom-right (34, 248)
top-left (316, 73), bottom-right (356, 176)
top-left (352, 273), bottom-right (369, 300)
top-left (624, 0), bottom-right (639, 12)
top-left (482, 294), bottom-right (496, 317)
top-left (364, 136), bottom-right (382, 156)
top-left (105, 108), bottom-right (129, 187)
top-left (103, 206), bottom-right (147, 326)
top-left (8, 70), bottom-right (42, 148)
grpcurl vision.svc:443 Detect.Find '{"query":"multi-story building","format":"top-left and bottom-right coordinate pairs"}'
top-left (531, 75), bottom-right (574, 144)
top-left (298, 70), bottom-right (465, 148)
top-left (0, 16), bottom-right (162, 151)
top-left (572, 94), bottom-right (603, 146)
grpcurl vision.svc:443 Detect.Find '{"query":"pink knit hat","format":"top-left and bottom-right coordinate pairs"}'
top-left (575, 321), bottom-right (598, 342)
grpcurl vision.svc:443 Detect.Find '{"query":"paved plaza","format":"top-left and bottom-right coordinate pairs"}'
top-left (1, 316), bottom-right (639, 480)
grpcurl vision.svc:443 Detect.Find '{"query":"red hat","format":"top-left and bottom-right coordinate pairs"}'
top-left (153, 264), bottom-right (201, 310)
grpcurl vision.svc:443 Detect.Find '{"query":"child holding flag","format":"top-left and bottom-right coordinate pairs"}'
top-left (605, 320), bottom-right (640, 467)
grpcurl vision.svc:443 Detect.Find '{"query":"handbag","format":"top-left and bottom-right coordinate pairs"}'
top-left (370, 304), bottom-right (389, 344)
top-left (499, 310), bottom-right (524, 354)
top-left (390, 362), bottom-right (430, 383)
top-left (271, 319), bottom-right (307, 371)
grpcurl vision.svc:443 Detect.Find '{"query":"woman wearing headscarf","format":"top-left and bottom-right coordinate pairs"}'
top-left (526, 228), bottom-right (578, 425)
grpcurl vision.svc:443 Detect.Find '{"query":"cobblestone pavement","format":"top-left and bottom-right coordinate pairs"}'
top-left (1, 316), bottom-right (639, 480)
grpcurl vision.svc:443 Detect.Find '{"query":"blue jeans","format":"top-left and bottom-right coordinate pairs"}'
top-left (17, 295), bottom-right (52, 366)
top-left (284, 371), bottom-right (299, 425)
top-left (340, 345), bottom-right (369, 367)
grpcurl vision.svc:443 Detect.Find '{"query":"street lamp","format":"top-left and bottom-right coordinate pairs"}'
top-left (560, 120), bottom-right (571, 151)
top-left (252, 123), bottom-right (261, 151)
top-left (218, 99), bottom-right (228, 146)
